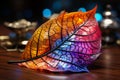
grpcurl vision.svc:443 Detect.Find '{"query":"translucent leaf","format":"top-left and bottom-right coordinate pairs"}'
top-left (8, 5), bottom-right (101, 72)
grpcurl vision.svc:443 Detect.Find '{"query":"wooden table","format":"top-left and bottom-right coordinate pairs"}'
top-left (0, 25), bottom-right (120, 80)
top-left (0, 45), bottom-right (120, 80)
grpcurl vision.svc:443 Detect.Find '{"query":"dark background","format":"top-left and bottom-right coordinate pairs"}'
top-left (0, 0), bottom-right (120, 25)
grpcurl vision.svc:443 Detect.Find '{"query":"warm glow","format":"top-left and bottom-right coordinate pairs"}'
top-left (104, 11), bottom-right (111, 16)
top-left (102, 19), bottom-right (113, 28)
top-left (16, 6), bottom-right (101, 72)
top-left (21, 40), bottom-right (28, 45)
top-left (79, 18), bottom-right (83, 23)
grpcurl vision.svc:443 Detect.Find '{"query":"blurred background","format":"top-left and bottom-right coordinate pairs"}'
top-left (0, 0), bottom-right (120, 51)
top-left (0, 0), bottom-right (120, 23)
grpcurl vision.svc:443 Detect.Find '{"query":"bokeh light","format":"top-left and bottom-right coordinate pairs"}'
top-left (52, 1), bottom-right (62, 11)
top-left (42, 8), bottom-right (52, 18)
top-left (78, 7), bottom-right (86, 12)
top-left (95, 13), bottom-right (103, 22)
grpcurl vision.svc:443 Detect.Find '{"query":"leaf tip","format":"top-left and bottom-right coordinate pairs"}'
top-left (86, 5), bottom-right (98, 18)
top-left (93, 5), bottom-right (98, 13)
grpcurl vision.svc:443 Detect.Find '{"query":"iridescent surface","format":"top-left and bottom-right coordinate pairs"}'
top-left (9, 6), bottom-right (101, 72)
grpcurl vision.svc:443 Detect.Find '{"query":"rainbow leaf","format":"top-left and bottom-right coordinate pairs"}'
top-left (8, 6), bottom-right (101, 72)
